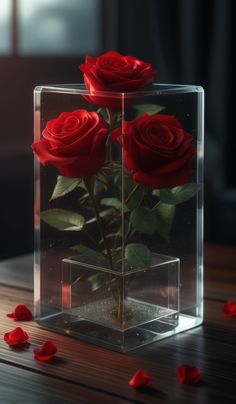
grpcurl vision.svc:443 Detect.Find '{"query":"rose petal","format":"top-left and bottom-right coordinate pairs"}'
top-left (6, 304), bottom-right (33, 321)
top-left (129, 369), bottom-right (154, 388)
top-left (222, 299), bottom-right (236, 318)
top-left (33, 341), bottom-right (57, 361)
top-left (177, 364), bottom-right (202, 384)
top-left (4, 327), bottom-right (29, 346)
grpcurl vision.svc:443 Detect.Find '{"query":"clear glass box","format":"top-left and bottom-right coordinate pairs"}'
top-left (34, 84), bottom-right (204, 352)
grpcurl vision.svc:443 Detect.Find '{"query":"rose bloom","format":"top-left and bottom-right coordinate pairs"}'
top-left (113, 113), bottom-right (196, 188)
top-left (79, 51), bottom-right (156, 109)
top-left (32, 109), bottom-right (109, 178)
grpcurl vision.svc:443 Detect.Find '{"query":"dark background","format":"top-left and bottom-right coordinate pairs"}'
top-left (0, 0), bottom-right (235, 259)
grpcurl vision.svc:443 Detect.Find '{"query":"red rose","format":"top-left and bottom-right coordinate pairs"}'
top-left (33, 341), bottom-right (57, 361)
top-left (79, 51), bottom-right (156, 109)
top-left (7, 304), bottom-right (32, 321)
top-left (32, 109), bottom-right (109, 178)
top-left (129, 369), bottom-right (154, 388)
top-left (177, 364), bottom-right (202, 384)
top-left (4, 327), bottom-right (29, 346)
top-left (113, 113), bottom-right (196, 188)
top-left (222, 299), bottom-right (236, 317)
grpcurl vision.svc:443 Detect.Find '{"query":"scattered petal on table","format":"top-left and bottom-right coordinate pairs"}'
top-left (33, 341), bottom-right (57, 361)
top-left (222, 299), bottom-right (236, 318)
top-left (177, 364), bottom-right (202, 384)
top-left (4, 327), bottom-right (29, 346)
top-left (7, 304), bottom-right (33, 321)
top-left (129, 369), bottom-right (154, 388)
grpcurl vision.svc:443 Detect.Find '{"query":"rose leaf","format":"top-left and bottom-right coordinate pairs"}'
top-left (87, 273), bottom-right (108, 291)
top-left (71, 244), bottom-right (108, 267)
top-left (154, 203), bottom-right (176, 240)
top-left (50, 176), bottom-right (82, 201)
top-left (159, 183), bottom-right (198, 205)
top-left (101, 197), bottom-right (129, 212)
top-left (133, 103), bottom-right (165, 116)
top-left (125, 243), bottom-right (151, 269)
top-left (130, 207), bottom-right (158, 235)
top-left (40, 209), bottom-right (85, 231)
top-left (99, 207), bottom-right (118, 219)
top-left (152, 189), bottom-right (160, 197)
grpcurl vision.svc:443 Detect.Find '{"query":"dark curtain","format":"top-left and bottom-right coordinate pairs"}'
top-left (104, 0), bottom-right (236, 243)
top-left (1, 0), bottom-right (235, 259)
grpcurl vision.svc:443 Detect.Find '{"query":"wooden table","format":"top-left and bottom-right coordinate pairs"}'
top-left (0, 244), bottom-right (236, 403)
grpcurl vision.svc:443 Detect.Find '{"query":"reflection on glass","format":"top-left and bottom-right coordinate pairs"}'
top-left (0, 0), bottom-right (12, 54)
top-left (18, 0), bottom-right (101, 55)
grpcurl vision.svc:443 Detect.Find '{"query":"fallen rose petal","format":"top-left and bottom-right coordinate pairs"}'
top-left (4, 327), bottom-right (29, 346)
top-left (129, 369), bottom-right (154, 388)
top-left (7, 304), bottom-right (33, 321)
top-left (177, 364), bottom-right (202, 384)
top-left (33, 341), bottom-right (57, 361)
top-left (222, 299), bottom-right (236, 318)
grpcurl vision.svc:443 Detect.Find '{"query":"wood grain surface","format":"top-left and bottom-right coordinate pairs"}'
top-left (0, 243), bottom-right (236, 403)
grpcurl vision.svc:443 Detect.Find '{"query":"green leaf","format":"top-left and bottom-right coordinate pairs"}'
top-left (50, 176), bottom-right (81, 200)
top-left (93, 179), bottom-right (105, 195)
top-left (152, 189), bottom-right (160, 197)
top-left (40, 209), bottom-right (85, 231)
top-left (88, 273), bottom-right (107, 291)
top-left (154, 203), bottom-right (176, 240)
top-left (133, 103), bottom-right (165, 116)
top-left (87, 210), bottom-right (119, 227)
top-left (94, 174), bottom-right (109, 193)
top-left (96, 107), bottom-right (108, 121)
top-left (100, 208), bottom-right (118, 218)
top-left (159, 183), bottom-right (198, 205)
top-left (125, 243), bottom-right (151, 269)
top-left (130, 207), bottom-right (158, 235)
top-left (101, 197), bottom-right (127, 211)
top-left (71, 244), bottom-right (108, 266)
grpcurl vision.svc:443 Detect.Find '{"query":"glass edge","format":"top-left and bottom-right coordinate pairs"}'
top-left (62, 254), bottom-right (180, 276)
top-left (33, 83), bottom-right (204, 98)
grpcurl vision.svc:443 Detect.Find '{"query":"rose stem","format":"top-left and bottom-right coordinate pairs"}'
top-left (84, 177), bottom-right (114, 270)
top-left (83, 229), bottom-right (105, 255)
top-left (125, 183), bottom-right (139, 205)
top-left (151, 200), bottom-right (161, 211)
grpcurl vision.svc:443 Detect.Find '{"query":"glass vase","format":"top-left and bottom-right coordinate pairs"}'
top-left (34, 84), bottom-right (204, 352)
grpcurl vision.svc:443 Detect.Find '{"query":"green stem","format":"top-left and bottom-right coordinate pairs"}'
top-left (151, 200), bottom-right (161, 211)
top-left (83, 229), bottom-right (105, 255)
top-left (84, 177), bottom-right (114, 270)
top-left (125, 184), bottom-right (139, 205)
top-left (124, 227), bottom-right (136, 246)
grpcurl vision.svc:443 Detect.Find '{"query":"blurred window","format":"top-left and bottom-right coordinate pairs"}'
top-left (0, 0), bottom-right (12, 54)
top-left (0, 0), bottom-right (101, 56)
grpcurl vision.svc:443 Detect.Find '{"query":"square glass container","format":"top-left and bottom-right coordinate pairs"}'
top-left (34, 84), bottom-right (204, 352)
